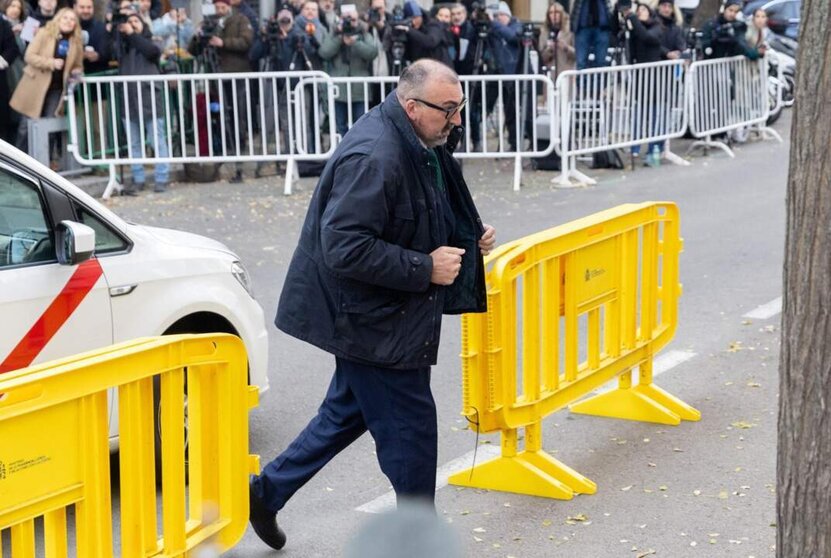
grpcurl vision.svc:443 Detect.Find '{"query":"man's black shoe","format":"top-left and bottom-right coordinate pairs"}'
top-left (249, 479), bottom-right (287, 550)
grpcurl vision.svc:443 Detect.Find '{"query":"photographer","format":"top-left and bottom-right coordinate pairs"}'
top-left (539, 1), bottom-right (575, 79)
top-left (189, 0), bottom-right (254, 182)
top-left (364, 0), bottom-right (389, 79)
top-left (74, 0), bottom-right (109, 74)
top-left (701, 0), bottom-right (765, 60)
top-left (249, 6), bottom-right (301, 174)
top-left (621, 2), bottom-right (667, 167)
top-left (398, 0), bottom-right (452, 67)
top-left (319, 6), bottom-right (377, 137)
top-left (114, 8), bottom-right (169, 193)
top-left (485, 1), bottom-right (523, 151)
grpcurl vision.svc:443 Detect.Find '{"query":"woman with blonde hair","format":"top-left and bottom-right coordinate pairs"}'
top-left (540, 2), bottom-right (575, 80)
top-left (10, 7), bottom-right (82, 157)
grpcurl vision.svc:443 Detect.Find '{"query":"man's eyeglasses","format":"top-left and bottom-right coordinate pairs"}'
top-left (410, 97), bottom-right (467, 121)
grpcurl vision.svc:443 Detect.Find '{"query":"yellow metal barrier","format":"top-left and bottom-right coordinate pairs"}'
top-left (0, 334), bottom-right (259, 556)
top-left (449, 202), bottom-right (700, 500)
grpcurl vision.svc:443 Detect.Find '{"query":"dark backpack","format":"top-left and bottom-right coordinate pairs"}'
top-left (590, 149), bottom-right (625, 170)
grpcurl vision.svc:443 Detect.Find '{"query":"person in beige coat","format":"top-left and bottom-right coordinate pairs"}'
top-left (540, 2), bottom-right (575, 81)
top-left (10, 7), bottom-right (82, 155)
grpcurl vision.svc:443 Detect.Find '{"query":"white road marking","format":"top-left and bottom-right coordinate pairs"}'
top-left (653, 349), bottom-right (698, 376)
top-left (355, 445), bottom-right (502, 514)
top-left (743, 297), bottom-right (783, 320)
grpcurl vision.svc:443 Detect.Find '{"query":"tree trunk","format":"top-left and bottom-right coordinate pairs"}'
top-left (690, 0), bottom-right (720, 29)
top-left (777, 1), bottom-right (831, 556)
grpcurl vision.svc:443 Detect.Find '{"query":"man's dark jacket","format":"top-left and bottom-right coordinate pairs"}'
top-left (701, 15), bottom-right (760, 60)
top-left (276, 91), bottom-right (487, 369)
top-left (657, 13), bottom-right (686, 59)
top-left (80, 17), bottom-right (111, 74)
top-left (404, 19), bottom-right (453, 67)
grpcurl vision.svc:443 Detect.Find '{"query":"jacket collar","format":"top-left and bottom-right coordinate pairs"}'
top-left (381, 90), bottom-right (432, 164)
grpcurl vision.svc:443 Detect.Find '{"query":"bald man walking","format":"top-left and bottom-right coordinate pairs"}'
top-left (248, 59), bottom-right (496, 550)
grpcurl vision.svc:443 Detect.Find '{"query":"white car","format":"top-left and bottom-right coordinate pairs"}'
top-left (0, 141), bottom-right (269, 455)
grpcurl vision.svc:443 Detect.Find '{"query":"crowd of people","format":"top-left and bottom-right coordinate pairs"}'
top-left (0, 0), bottom-right (776, 184)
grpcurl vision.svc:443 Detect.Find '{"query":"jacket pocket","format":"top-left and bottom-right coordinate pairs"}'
top-left (332, 285), bottom-right (408, 365)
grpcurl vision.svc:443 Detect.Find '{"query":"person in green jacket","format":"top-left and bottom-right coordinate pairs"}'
top-left (318, 7), bottom-right (377, 138)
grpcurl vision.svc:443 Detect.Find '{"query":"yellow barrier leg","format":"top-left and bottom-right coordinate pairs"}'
top-left (569, 362), bottom-right (700, 425)
top-left (447, 426), bottom-right (597, 500)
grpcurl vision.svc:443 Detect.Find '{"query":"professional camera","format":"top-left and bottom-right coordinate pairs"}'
top-left (265, 16), bottom-right (286, 42)
top-left (389, 6), bottom-right (410, 43)
top-left (469, 2), bottom-right (491, 37)
top-left (715, 21), bottom-right (738, 39)
top-left (340, 17), bottom-right (360, 35)
top-left (200, 15), bottom-right (220, 40)
top-left (521, 21), bottom-right (539, 41)
top-left (111, 3), bottom-right (139, 26)
top-left (367, 7), bottom-right (383, 25)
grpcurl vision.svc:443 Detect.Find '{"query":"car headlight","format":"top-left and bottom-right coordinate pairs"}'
top-left (231, 260), bottom-right (255, 298)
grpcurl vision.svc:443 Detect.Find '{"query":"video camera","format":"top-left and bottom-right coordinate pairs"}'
top-left (111, 3), bottom-right (139, 26)
top-left (470, 2), bottom-right (491, 37)
top-left (521, 21), bottom-right (539, 41)
top-left (200, 15), bottom-right (220, 41)
top-left (390, 6), bottom-right (411, 43)
top-left (367, 7), bottom-right (383, 25)
top-left (340, 17), bottom-right (360, 35)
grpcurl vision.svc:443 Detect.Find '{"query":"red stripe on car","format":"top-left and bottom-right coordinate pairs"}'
top-left (0, 259), bottom-right (104, 374)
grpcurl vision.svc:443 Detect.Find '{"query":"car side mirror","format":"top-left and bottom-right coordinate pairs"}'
top-left (56, 220), bottom-right (96, 265)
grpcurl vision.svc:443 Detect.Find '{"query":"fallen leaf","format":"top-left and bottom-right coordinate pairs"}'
top-left (747, 382), bottom-right (761, 388)
top-left (636, 551), bottom-right (656, 558)
top-left (718, 490), bottom-right (729, 500)
top-left (621, 485), bottom-right (634, 492)
top-left (731, 421), bottom-right (757, 429)
top-left (472, 527), bottom-right (486, 533)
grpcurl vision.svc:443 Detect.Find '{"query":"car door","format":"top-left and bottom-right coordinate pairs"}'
top-left (0, 159), bottom-right (113, 376)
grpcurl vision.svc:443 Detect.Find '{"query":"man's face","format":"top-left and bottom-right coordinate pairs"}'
top-left (450, 6), bottom-right (466, 25)
top-left (74, 0), bottom-right (94, 21)
top-left (723, 4), bottom-right (739, 21)
top-left (658, 2), bottom-right (673, 18)
top-left (139, 0), bottom-right (150, 12)
top-left (214, 2), bottom-right (230, 17)
top-left (319, 0), bottom-right (333, 12)
top-left (496, 12), bottom-right (509, 25)
top-left (301, 2), bottom-right (318, 19)
top-left (405, 80), bottom-right (464, 148)
top-left (370, 0), bottom-right (384, 11)
top-left (39, 0), bottom-right (56, 15)
top-left (435, 7), bottom-right (450, 23)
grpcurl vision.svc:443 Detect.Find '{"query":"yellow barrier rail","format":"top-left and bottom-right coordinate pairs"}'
top-left (449, 202), bottom-right (700, 500)
top-left (0, 334), bottom-right (259, 557)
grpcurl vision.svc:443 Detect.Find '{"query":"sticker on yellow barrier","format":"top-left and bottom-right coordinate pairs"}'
top-left (575, 238), bottom-right (617, 304)
top-left (0, 400), bottom-right (82, 512)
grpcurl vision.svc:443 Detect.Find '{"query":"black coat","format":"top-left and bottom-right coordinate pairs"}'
top-left (701, 16), bottom-right (761, 60)
top-left (404, 19), bottom-right (453, 67)
top-left (275, 91), bottom-right (487, 369)
top-left (80, 18), bottom-right (111, 74)
top-left (657, 14), bottom-right (686, 59)
top-left (627, 13), bottom-right (662, 64)
top-left (117, 29), bottom-right (163, 121)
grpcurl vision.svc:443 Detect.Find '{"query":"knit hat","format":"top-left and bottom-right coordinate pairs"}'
top-left (496, 1), bottom-right (511, 16)
top-left (403, 0), bottom-right (422, 18)
top-left (213, 0), bottom-right (230, 6)
top-left (723, 0), bottom-right (741, 7)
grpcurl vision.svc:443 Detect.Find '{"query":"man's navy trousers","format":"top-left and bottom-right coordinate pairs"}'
top-left (251, 357), bottom-right (438, 512)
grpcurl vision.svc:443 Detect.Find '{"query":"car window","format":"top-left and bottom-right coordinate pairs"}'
top-left (0, 168), bottom-right (55, 268)
top-left (784, 1), bottom-right (799, 18)
top-left (73, 203), bottom-right (129, 254)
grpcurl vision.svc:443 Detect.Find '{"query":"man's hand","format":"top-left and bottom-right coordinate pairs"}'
top-left (83, 49), bottom-right (99, 61)
top-left (208, 36), bottom-right (224, 47)
top-left (666, 50), bottom-right (681, 60)
top-left (118, 22), bottom-right (133, 35)
top-left (430, 246), bottom-right (465, 285)
top-left (478, 223), bottom-right (496, 256)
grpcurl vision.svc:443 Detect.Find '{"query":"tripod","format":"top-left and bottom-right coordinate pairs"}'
top-left (516, 27), bottom-right (536, 156)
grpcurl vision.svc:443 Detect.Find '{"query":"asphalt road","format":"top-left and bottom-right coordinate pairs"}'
top-left (107, 113), bottom-right (790, 558)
